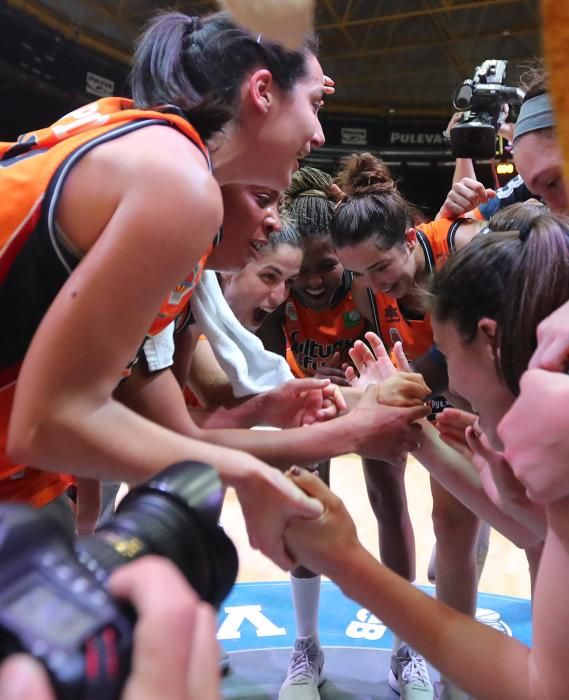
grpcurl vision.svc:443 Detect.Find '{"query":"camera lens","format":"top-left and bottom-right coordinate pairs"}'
top-left (75, 462), bottom-right (238, 608)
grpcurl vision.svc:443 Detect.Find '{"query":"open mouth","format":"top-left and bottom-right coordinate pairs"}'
top-left (382, 283), bottom-right (396, 294)
top-left (252, 307), bottom-right (270, 327)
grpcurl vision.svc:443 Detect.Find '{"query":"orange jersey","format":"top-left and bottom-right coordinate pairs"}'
top-left (283, 274), bottom-right (366, 378)
top-left (371, 218), bottom-right (465, 361)
top-left (0, 98), bottom-right (209, 504)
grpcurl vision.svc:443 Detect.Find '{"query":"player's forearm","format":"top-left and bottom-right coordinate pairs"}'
top-left (453, 158), bottom-right (476, 184)
top-left (188, 394), bottom-right (262, 429)
top-left (8, 393), bottom-right (255, 489)
top-left (335, 546), bottom-right (532, 700)
top-left (199, 415), bottom-right (356, 470)
top-left (416, 422), bottom-right (544, 547)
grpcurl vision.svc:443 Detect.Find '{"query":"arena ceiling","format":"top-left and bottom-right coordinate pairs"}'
top-left (4, 0), bottom-right (542, 118)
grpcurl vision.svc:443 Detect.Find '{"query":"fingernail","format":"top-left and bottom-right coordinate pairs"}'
top-left (0, 657), bottom-right (44, 699)
top-left (290, 466), bottom-right (301, 476)
top-left (467, 425), bottom-right (480, 441)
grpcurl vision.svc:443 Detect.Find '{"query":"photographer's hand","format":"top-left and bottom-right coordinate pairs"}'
top-left (0, 557), bottom-right (220, 700)
top-left (110, 557), bottom-right (219, 700)
top-left (0, 655), bottom-right (54, 700)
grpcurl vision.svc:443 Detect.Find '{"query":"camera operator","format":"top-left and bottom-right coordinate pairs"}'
top-left (439, 111), bottom-right (527, 220)
top-left (440, 67), bottom-right (568, 218)
top-left (0, 557), bottom-right (220, 700)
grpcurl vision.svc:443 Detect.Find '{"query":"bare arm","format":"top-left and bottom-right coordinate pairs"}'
top-left (6, 127), bottom-right (326, 569)
top-left (8, 128), bottom-right (242, 485)
top-left (186, 337), bottom-right (238, 408)
top-left (286, 470), bottom-right (566, 700)
top-left (118, 363), bottom-right (426, 469)
top-left (415, 420), bottom-right (543, 547)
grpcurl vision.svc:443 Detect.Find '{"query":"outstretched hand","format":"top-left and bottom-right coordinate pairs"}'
top-left (284, 468), bottom-right (362, 578)
top-left (231, 456), bottom-right (325, 570)
top-left (346, 332), bottom-right (402, 386)
top-left (260, 377), bottom-right (347, 428)
top-left (436, 407), bottom-right (478, 460)
top-left (346, 333), bottom-right (429, 406)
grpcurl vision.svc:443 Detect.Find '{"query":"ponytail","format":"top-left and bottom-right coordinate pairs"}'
top-left (131, 11), bottom-right (318, 140)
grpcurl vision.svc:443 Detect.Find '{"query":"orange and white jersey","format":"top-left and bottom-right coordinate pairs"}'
top-left (283, 273), bottom-right (367, 378)
top-left (0, 98), bottom-right (209, 503)
top-left (370, 218), bottom-right (466, 362)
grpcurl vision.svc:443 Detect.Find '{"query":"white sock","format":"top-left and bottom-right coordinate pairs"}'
top-left (290, 574), bottom-right (321, 644)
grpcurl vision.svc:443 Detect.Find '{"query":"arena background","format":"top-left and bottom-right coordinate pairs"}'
top-left (0, 4), bottom-right (541, 696)
top-left (0, 0), bottom-right (541, 215)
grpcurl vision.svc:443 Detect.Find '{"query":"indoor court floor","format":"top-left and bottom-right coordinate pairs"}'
top-left (218, 453), bottom-right (532, 699)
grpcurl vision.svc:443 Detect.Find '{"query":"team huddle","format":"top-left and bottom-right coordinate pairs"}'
top-left (0, 7), bottom-right (568, 700)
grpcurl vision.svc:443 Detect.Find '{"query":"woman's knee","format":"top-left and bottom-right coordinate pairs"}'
top-left (431, 497), bottom-right (480, 552)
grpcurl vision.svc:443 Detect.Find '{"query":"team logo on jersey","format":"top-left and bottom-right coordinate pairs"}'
top-left (343, 310), bottom-right (362, 328)
top-left (167, 262), bottom-right (203, 306)
top-left (389, 328), bottom-right (403, 347)
top-left (285, 302), bottom-right (298, 322)
top-left (290, 331), bottom-right (351, 373)
top-left (385, 305), bottom-right (400, 322)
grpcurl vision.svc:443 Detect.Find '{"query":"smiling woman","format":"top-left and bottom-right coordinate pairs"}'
top-left (330, 152), bottom-right (492, 699)
top-left (205, 186), bottom-right (282, 274)
top-left (0, 8), bottom-right (330, 569)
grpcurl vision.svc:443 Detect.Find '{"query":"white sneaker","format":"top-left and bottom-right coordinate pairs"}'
top-left (278, 636), bottom-right (324, 699)
top-left (389, 643), bottom-right (434, 699)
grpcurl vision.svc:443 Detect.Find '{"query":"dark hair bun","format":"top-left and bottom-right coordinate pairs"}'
top-left (335, 152), bottom-right (396, 197)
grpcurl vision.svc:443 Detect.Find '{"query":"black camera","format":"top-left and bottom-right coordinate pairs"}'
top-left (450, 59), bottom-right (524, 159)
top-left (0, 461), bottom-right (238, 700)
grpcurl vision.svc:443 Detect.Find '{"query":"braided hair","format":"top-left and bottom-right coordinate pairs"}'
top-left (281, 167), bottom-right (336, 237)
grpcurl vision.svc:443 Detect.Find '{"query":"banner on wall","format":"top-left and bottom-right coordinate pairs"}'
top-left (324, 115), bottom-right (448, 151)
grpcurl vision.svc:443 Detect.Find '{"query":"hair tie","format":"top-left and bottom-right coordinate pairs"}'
top-left (186, 15), bottom-right (202, 45)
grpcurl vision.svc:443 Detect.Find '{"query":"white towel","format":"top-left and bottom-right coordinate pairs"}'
top-left (191, 271), bottom-right (293, 397)
top-left (143, 324), bottom-right (176, 371)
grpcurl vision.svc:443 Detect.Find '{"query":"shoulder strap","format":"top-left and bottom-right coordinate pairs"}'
top-left (416, 229), bottom-right (435, 274)
top-left (446, 218), bottom-right (468, 254)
